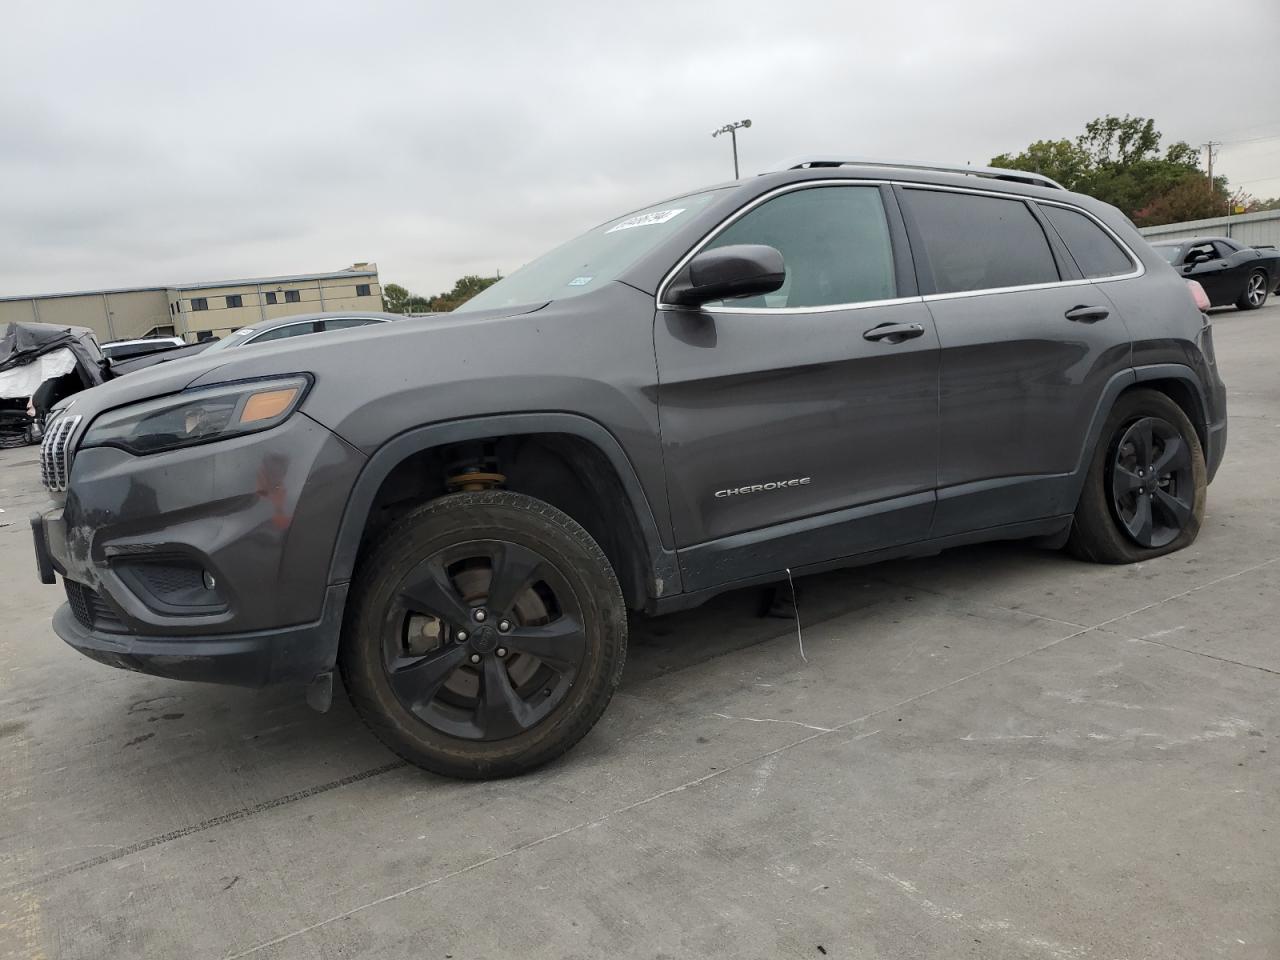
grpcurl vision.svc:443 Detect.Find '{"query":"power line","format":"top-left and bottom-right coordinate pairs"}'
top-left (1217, 120), bottom-right (1280, 138)
top-left (1218, 134), bottom-right (1280, 147)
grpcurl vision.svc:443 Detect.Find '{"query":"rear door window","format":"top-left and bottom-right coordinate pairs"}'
top-left (249, 321), bottom-right (320, 344)
top-left (902, 189), bottom-right (1060, 294)
top-left (321, 318), bottom-right (383, 331)
top-left (1039, 204), bottom-right (1135, 279)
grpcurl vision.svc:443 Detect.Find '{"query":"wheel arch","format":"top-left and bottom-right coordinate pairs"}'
top-left (327, 414), bottom-right (681, 611)
top-left (1068, 364), bottom-right (1212, 508)
top-left (1128, 365), bottom-right (1210, 452)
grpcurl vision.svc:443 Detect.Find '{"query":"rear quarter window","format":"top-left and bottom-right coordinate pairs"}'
top-left (1039, 204), bottom-right (1135, 279)
top-left (902, 189), bottom-right (1059, 294)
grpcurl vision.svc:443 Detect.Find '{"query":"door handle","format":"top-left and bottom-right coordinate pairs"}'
top-left (1064, 305), bottom-right (1109, 323)
top-left (863, 322), bottom-right (925, 343)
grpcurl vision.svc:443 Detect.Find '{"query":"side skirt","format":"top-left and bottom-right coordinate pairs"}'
top-left (648, 515), bottom-right (1072, 616)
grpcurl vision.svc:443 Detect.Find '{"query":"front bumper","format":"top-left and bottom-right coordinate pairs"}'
top-left (33, 410), bottom-right (366, 687)
top-left (50, 582), bottom-right (348, 687)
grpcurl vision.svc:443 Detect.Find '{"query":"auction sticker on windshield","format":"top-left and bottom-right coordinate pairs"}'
top-left (606, 208), bottom-right (685, 233)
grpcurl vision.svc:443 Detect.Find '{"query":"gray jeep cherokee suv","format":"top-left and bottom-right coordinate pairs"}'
top-left (31, 158), bottom-right (1227, 779)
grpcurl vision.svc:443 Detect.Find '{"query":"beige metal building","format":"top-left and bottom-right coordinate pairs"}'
top-left (0, 264), bottom-right (383, 343)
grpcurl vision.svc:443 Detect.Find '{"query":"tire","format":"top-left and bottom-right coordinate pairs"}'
top-left (339, 490), bottom-right (627, 779)
top-left (1236, 270), bottom-right (1269, 311)
top-left (1066, 389), bottom-right (1206, 564)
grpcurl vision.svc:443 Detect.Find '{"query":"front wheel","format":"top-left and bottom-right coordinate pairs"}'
top-left (1236, 270), bottom-right (1269, 310)
top-left (339, 490), bottom-right (627, 779)
top-left (1066, 389), bottom-right (1206, 564)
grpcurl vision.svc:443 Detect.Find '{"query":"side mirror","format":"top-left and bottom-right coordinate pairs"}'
top-left (666, 244), bottom-right (785, 307)
top-left (1186, 251), bottom-right (1214, 266)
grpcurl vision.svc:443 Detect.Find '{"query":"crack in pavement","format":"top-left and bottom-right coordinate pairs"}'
top-left (711, 712), bottom-right (835, 733)
top-left (1124, 634), bottom-right (1280, 677)
top-left (1, 760), bottom-right (407, 893)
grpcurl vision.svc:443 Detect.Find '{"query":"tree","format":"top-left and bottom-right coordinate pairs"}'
top-left (990, 139), bottom-right (1090, 192)
top-left (378, 274), bottom-right (502, 314)
top-left (1132, 177), bottom-right (1225, 226)
top-left (382, 283), bottom-right (410, 314)
top-left (991, 115), bottom-right (1225, 226)
top-left (1076, 115), bottom-right (1161, 167)
top-left (426, 274), bottom-right (501, 312)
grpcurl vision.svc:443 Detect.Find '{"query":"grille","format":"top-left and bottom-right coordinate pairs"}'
top-left (64, 580), bottom-right (126, 634)
top-left (40, 413), bottom-right (83, 491)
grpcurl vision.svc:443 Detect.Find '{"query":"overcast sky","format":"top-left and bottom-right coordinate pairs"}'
top-left (2, 0), bottom-right (1277, 299)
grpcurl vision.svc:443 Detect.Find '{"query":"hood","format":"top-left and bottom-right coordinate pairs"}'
top-left (183, 302), bottom-right (548, 389)
top-left (48, 349), bottom-right (218, 424)
top-left (55, 302), bottom-right (547, 424)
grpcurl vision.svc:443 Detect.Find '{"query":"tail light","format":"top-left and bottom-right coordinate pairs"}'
top-left (1186, 279), bottom-right (1211, 312)
top-left (1190, 279), bottom-right (1217, 366)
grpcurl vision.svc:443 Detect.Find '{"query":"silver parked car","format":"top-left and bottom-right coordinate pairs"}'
top-left (110, 312), bottom-right (403, 373)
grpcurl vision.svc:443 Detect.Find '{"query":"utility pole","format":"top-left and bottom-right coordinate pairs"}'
top-left (712, 119), bottom-right (753, 179)
top-left (1202, 141), bottom-right (1225, 217)
top-left (1203, 139), bottom-right (1221, 197)
top-left (1202, 141), bottom-right (1218, 182)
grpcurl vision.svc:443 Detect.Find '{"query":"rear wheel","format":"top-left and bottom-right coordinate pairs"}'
top-left (1236, 270), bottom-right (1268, 310)
top-left (1067, 389), bottom-right (1206, 564)
top-left (340, 490), bottom-right (627, 779)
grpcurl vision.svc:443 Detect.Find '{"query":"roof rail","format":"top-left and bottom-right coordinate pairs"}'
top-left (771, 157), bottom-right (1065, 190)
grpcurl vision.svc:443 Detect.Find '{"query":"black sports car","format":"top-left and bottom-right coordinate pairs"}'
top-left (1150, 236), bottom-right (1279, 310)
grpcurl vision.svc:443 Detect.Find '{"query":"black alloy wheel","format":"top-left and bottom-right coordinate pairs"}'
top-left (1109, 417), bottom-right (1195, 548)
top-left (382, 540), bottom-right (587, 741)
top-left (1066, 388), bottom-right (1206, 565)
top-left (340, 490), bottom-right (627, 779)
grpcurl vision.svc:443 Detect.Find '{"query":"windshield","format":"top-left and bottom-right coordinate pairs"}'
top-left (201, 328), bottom-right (256, 353)
top-left (1153, 244), bottom-right (1181, 264)
top-left (455, 189), bottom-right (724, 312)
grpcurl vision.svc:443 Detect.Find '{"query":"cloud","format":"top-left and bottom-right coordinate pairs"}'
top-left (1, 0), bottom-right (1277, 298)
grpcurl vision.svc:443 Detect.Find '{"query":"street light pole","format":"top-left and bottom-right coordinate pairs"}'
top-left (712, 119), bottom-right (752, 179)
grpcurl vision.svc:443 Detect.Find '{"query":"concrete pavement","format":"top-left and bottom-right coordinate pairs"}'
top-left (1, 302), bottom-right (1277, 960)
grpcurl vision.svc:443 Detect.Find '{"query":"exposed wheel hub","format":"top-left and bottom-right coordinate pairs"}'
top-left (468, 619), bottom-right (499, 654)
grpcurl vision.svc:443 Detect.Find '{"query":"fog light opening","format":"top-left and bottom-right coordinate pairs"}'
top-left (202, 570), bottom-right (217, 590)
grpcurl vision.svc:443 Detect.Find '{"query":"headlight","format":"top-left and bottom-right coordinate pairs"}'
top-left (80, 376), bottom-right (310, 455)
